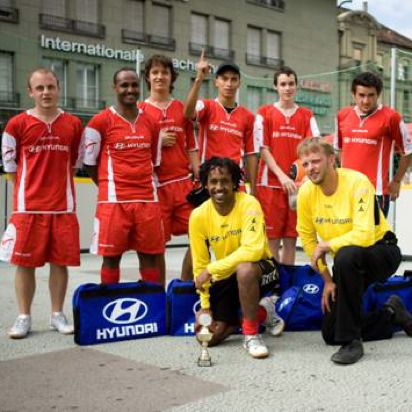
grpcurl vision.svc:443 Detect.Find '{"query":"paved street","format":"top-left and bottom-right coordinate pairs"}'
top-left (1, 248), bottom-right (412, 412)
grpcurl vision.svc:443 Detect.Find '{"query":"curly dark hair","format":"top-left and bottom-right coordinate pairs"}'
top-left (351, 71), bottom-right (383, 95)
top-left (199, 157), bottom-right (243, 191)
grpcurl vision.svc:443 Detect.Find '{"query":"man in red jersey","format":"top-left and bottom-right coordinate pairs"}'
top-left (255, 66), bottom-right (320, 264)
top-left (139, 55), bottom-right (199, 281)
top-left (83, 68), bottom-right (165, 286)
top-left (0, 68), bottom-right (82, 339)
top-left (334, 71), bottom-right (412, 217)
top-left (184, 50), bottom-right (258, 195)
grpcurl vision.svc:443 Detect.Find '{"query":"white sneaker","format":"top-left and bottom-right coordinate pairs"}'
top-left (243, 334), bottom-right (269, 359)
top-left (8, 314), bottom-right (31, 339)
top-left (50, 312), bottom-right (74, 335)
top-left (260, 295), bottom-right (285, 337)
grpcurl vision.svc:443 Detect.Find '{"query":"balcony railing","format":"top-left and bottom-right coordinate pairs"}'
top-left (189, 43), bottom-right (235, 60)
top-left (246, 53), bottom-right (283, 68)
top-left (122, 29), bottom-right (175, 51)
top-left (0, 6), bottom-right (19, 23)
top-left (0, 92), bottom-right (20, 107)
top-left (60, 97), bottom-right (106, 111)
top-left (247, 0), bottom-right (285, 11)
top-left (39, 14), bottom-right (105, 38)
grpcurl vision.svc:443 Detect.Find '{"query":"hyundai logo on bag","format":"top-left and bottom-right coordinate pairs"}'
top-left (103, 298), bottom-right (148, 324)
top-left (96, 298), bottom-right (158, 341)
top-left (192, 299), bottom-right (201, 316)
top-left (303, 284), bottom-right (320, 294)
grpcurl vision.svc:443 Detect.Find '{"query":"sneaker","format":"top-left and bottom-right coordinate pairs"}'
top-left (8, 314), bottom-right (31, 339)
top-left (50, 312), bottom-right (74, 335)
top-left (331, 339), bottom-right (364, 365)
top-left (384, 295), bottom-right (412, 336)
top-left (243, 334), bottom-right (269, 359)
top-left (259, 295), bottom-right (285, 337)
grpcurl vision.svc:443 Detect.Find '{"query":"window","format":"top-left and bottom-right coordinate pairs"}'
top-left (398, 61), bottom-right (409, 81)
top-left (376, 53), bottom-right (384, 67)
top-left (246, 86), bottom-right (263, 113)
top-left (76, 63), bottom-right (99, 108)
top-left (247, 27), bottom-right (261, 60)
top-left (266, 88), bottom-right (278, 103)
top-left (214, 18), bottom-right (230, 58)
top-left (353, 45), bottom-right (363, 65)
top-left (42, 58), bottom-right (67, 105)
top-left (0, 51), bottom-right (14, 102)
top-left (76, 0), bottom-right (97, 23)
top-left (42, 0), bottom-right (66, 16)
top-left (0, 0), bottom-right (19, 23)
top-left (125, 0), bottom-right (144, 33)
top-left (190, 13), bottom-right (208, 52)
top-left (267, 31), bottom-right (280, 62)
top-left (152, 4), bottom-right (171, 41)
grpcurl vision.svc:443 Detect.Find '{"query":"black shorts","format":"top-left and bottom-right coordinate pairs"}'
top-left (209, 258), bottom-right (279, 326)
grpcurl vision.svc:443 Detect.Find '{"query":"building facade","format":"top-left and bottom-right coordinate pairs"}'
top-left (0, 0), bottom-right (339, 133)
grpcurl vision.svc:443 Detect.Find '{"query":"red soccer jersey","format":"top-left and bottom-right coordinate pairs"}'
top-left (255, 104), bottom-right (319, 188)
top-left (195, 99), bottom-right (257, 166)
top-left (334, 105), bottom-right (412, 195)
top-left (83, 106), bottom-right (161, 202)
top-left (139, 99), bottom-right (198, 186)
top-left (1, 110), bottom-right (82, 213)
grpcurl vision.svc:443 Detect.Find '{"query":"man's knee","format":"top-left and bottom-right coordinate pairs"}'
top-left (334, 246), bottom-right (365, 272)
top-left (236, 262), bottom-right (259, 285)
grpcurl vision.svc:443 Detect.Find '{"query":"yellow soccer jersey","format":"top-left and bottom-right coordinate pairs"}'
top-left (189, 191), bottom-right (272, 308)
top-left (297, 168), bottom-right (391, 272)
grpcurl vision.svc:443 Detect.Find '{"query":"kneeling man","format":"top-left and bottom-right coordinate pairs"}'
top-left (190, 157), bottom-right (284, 359)
top-left (297, 137), bottom-right (412, 365)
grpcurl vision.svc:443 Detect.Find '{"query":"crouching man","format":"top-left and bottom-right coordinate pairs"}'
top-left (190, 157), bottom-right (284, 359)
top-left (296, 137), bottom-right (412, 365)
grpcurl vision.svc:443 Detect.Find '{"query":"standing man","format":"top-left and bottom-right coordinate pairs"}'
top-left (83, 68), bottom-right (165, 286)
top-left (255, 66), bottom-right (320, 264)
top-left (296, 137), bottom-right (412, 365)
top-left (140, 55), bottom-right (200, 281)
top-left (191, 157), bottom-right (284, 359)
top-left (335, 71), bottom-right (412, 216)
top-left (0, 68), bottom-right (82, 339)
top-left (184, 51), bottom-right (258, 195)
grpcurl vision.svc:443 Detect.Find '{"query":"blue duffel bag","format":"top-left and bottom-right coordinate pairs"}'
top-left (73, 281), bottom-right (167, 345)
top-left (167, 279), bottom-right (200, 336)
top-left (275, 264), bottom-right (324, 331)
top-left (362, 271), bottom-right (412, 320)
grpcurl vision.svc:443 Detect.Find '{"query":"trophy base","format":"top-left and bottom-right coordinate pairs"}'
top-left (197, 357), bottom-right (212, 367)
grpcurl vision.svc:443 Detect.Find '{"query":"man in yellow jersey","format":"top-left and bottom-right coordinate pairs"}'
top-left (190, 157), bottom-right (284, 359)
top-left (297, 137), bottom-right (412, 365)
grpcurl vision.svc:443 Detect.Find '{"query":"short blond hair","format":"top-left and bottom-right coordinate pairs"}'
top-left (27, 68), bottom-right (59, 89)
top-left (297, 137), bottom-right (335, 158)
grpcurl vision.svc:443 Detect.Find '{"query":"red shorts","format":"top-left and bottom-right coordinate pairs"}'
top-left (158, 179), bottom-right (194, 241)
top-left (257, 186), bottom-right (297, 239)
top-left (91, 202), bottom-right (165, 256)
top-left (0, 213), bottom-right (80, 267)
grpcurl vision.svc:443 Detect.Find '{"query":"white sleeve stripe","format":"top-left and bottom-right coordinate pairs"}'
top-left (253, 114), bottom-right (264, 150)
top-left (310, 116), bottom-right (320, 138)
top-left (333, 117), bottom-right (340, 150)
top-left (195, 100), bottom-right (204, 114)
top-left (1, 131), bottom-right (17, 173)
top-left (399, 120), bottom-right (412, 154)
top-left (83, 127), bottom-right (102, 166)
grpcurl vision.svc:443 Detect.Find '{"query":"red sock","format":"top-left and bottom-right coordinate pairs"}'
top-left (101, 267), bottom-right (120, 284)
top-left (257, 306), bottom-right (267, 323)
top-left (140, 267), bottom-right (160, 283)
top-left (242, 318), bottom-right (259, 335)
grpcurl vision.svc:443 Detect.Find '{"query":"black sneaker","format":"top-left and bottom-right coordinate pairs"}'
top-left (331, 339), bottom-right (364, 365)
top-left (384, 295), bottom-right (412, 336)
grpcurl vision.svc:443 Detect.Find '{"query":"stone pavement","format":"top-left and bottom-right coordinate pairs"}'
top-left (1, 248), bottom-right (412, 412)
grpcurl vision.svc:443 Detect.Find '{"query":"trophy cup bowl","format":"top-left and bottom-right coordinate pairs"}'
top-left (197, 312), bottom-right (213, 367)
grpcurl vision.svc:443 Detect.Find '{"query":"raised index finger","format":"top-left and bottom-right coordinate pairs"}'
top-left (200, 48), bottom-right (205, 61)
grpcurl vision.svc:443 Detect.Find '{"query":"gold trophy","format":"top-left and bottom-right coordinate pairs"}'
top-left (197, 312), bottom-right (213, 367)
